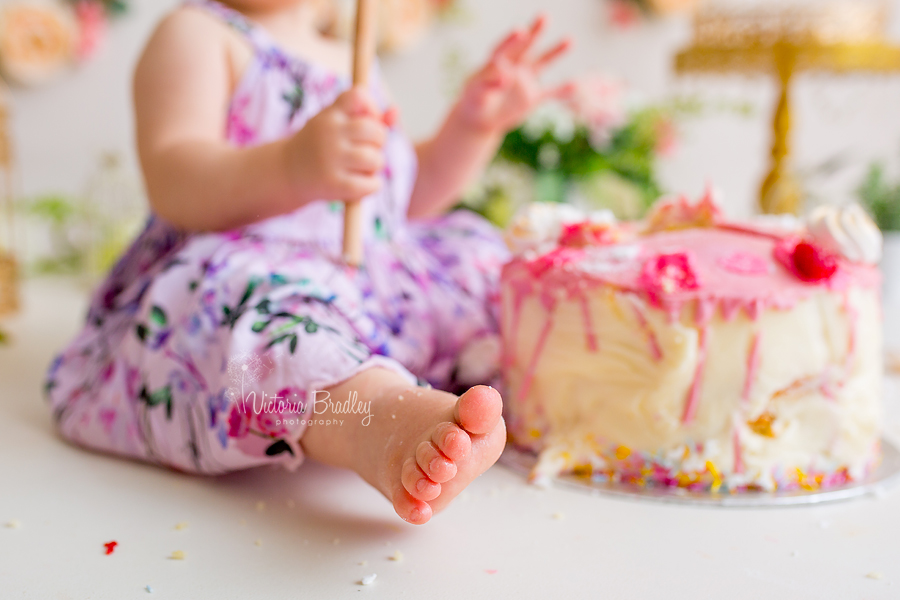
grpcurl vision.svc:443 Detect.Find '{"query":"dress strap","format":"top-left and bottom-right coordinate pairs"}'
top-left (184, 0), bottom-right (310, 83)
top-left (184, 0), bottom-right (279, 55)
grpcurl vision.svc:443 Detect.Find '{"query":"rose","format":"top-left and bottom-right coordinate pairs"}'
top-left (227, 404), bottom-right (250, 439)
top-left (640, 252), bottom-right (702, 305)
top-left (0, 3), bottom-right (76, 86)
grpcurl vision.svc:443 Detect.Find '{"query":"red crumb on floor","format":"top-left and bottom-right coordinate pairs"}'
top-left (103, 541), bottom-right (118, 555)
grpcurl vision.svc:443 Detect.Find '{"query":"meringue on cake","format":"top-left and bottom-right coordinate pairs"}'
top-left (500, 193), bottom-right (883, 492)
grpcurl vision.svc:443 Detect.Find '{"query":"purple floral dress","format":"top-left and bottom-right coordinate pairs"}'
top-left (45, 0), bottom-right (509, 474)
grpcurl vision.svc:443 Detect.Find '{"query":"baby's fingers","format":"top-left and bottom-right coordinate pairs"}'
top-left (543, 80), bottom-right (579, 102)
top-left (344, 146), bottom-right (385, 175)
top-left (335, 86), bottom-right (380, 118)
top-left (491, 29), bottom-right (526, 62)
top-left (533, 38), bottom-right (573, 72)
top-left (347, 117), bottom-right (389, 148)
top-left (338, 172), bottom-right (382, 200)
top-left (505, 15), bottom-right (548, 63)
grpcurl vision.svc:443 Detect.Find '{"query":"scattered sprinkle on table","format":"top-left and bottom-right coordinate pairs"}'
top-left (145, 585), bottom-right (154, 594)
top-left (174, 522), bottom-right (189, 531)
top-left (360, 574), bottom-right (377, 586)
top-left (359, 560), bottom-right (368, 566)
top-left (256, 501), bottom-right (266, 512)
top-left (169, 550), bottom-right (185, 560)
top-left (868, 572), bottom-right (885, 580)
top-left (5, 519), bottom-right (21, 529)
top-left (104, 541), bottom-right (118, 555)
top-left (254, 539), bottom-right (263, 547)
top-left (486, 569), bottom-right (498, 575)
top-left (552, 512), bottom-right (565, 521)
top-left (389, 550), bottom-right (403, 562)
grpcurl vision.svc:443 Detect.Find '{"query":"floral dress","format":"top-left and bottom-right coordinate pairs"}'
top-left (44, 0), bottom-right (509, 474)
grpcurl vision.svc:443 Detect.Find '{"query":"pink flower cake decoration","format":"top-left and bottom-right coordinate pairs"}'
top-left (640, 252), bottom-right (702, 306)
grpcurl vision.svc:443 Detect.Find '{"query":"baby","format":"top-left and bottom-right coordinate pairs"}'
top-left (46, 0), bottom-right (571, 524)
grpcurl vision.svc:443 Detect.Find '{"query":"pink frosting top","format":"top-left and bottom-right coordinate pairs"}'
top-left (505, 223), bottom-right (881, 323)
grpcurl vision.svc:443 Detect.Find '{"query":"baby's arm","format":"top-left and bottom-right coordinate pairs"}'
top-left (408, 16), bottom-right (572, 220)
top-left (135, 9), bottom-right (389, 232)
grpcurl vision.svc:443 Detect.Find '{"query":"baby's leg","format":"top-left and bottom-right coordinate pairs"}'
top-left (301, 368), bottom-right (506, 524)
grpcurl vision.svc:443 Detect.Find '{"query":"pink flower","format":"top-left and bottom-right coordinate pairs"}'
top-left (560, 75), bottom-right (627, 151)
top-left (640, 252), bottom-right (701, 304)
top-left (227, 405), bottom-right (250, 439)
top-left (774, 237), bottom-right (839, 283)
top-left (654, 117), bottom-right (678, 157)
top-left (74, 0), bottom-right (106, 61)
top-left (608, 0), bottom-right (642, 29)
top-left (255, 411), bottom-right (289, 438)
top-left (558, 221), bottom-right (620, 248)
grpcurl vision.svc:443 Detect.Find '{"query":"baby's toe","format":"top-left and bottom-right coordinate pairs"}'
top-left (455, 386), bottom-right (503, 435)
top-left (392, 486), bottom-right (433, 525)
top-left (401, 457), bottom-right (441, 502)
top-left (416, 441), bottom-right (457, 483)
top-left (432, 422), bottom-right (471, 463)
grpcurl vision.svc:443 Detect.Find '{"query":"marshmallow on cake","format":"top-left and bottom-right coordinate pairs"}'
top-left (500, 193), bottom-right (883, 492)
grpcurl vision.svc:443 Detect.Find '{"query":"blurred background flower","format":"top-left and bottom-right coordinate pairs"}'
top-left (460, 74), bottom-right (680, 226)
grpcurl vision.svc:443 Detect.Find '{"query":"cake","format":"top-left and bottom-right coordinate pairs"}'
top-left (500, 192), bottom-right (884, 492)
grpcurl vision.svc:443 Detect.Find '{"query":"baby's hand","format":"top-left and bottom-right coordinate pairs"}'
top-left (456, 16), bottom-right (573, 135)
top-left (286, 88), bottom-right (396, 203)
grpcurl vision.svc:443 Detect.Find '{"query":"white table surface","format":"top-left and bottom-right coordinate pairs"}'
top-left (2, 278), bottom-right (900, 599)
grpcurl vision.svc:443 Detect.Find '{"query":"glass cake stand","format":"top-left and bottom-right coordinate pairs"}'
top-left (499, 439), bottom-right (900, 507)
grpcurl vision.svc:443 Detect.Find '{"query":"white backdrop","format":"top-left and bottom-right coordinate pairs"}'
top-left (9, 0), bottom-right (900, 219)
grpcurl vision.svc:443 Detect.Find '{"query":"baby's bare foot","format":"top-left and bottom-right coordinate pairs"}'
top-left (387, 386), bottom-right (506, 524)
top-left (302, 370), bottom-right (506, 525)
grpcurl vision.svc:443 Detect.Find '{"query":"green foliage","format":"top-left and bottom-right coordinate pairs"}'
top-left (858, 164), bottom-right (900, 232)
top-left (496, 106), bottom-right (668, 212)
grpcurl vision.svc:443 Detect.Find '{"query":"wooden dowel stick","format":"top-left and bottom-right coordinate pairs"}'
top-left (342, 0), bottom-right (378, 267)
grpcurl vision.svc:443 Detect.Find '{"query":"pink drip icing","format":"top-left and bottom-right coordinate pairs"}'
top-left (695, 298), bottom-right (715, 326)
top-left (631, 300), bottom-right (663, 362)
top-left (682, 325), bottom-right (707, 424)
top-left (843, 293), bottom-right (858, 373)
top-left (742, 331), bottom-right (761, 403)
top-left (504, 279), bottom-right (531, 370)
top-left (720, 298), bottom-right (742, 321)
top-left (744, 299), bottom-right (762, 321)
top-left (517, 303), bottom-right (556, 402)
top-left (579, 292), bottom-right (599, 352)
top-left (733, 427), bottom-right (745, 474)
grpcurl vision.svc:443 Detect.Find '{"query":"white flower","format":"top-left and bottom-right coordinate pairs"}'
top-left (538, 143), bottom-right (561, 170)
top-left (560, 75), bottom-right (628, 152)
top-left (523, 102), bottom-right (576, 143)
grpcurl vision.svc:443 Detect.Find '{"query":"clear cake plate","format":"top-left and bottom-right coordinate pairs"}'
top-left (499, 438), bottom-right (900, 507)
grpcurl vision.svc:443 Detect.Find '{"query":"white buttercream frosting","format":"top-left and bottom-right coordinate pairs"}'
top-left (807, 204), bottom-right (882, 264)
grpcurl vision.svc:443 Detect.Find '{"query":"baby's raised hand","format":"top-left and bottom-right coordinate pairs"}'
top-left (286, 88), bottom-right (395, 203)
top-left (456, 16), bottom-right (573, 135)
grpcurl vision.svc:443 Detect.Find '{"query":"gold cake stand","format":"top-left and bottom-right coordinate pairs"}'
top-left (676, 30), bottom-right (900, 215)
top-left (500, 438), bottom-right (900, 507)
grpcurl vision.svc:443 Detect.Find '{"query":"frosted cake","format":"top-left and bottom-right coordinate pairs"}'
top-left (500, 193), bottom-right (884, 492)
